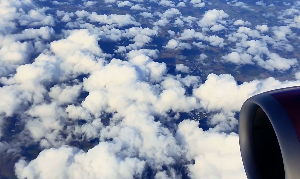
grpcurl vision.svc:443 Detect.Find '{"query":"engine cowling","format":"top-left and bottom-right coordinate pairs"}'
top-left (239, 87), bottom-right (300, 179)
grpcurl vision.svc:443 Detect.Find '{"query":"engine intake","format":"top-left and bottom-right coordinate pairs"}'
top-left (239, 87), bottom-right (300, 179)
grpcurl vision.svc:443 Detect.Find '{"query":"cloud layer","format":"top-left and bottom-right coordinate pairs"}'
top-left (1, 0), bottom-right (300, 179)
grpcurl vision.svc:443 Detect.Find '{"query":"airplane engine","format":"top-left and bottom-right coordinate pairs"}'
top-left (239, 87), bottom-right (300, 179)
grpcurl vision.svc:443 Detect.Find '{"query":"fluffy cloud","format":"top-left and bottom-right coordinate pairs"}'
top-left (190, 0), bottom-right (205, 7)
top-left (222, 52), bottom-right (253, 64)
top-left (2, 0), bottom-right (300, 179)
top-left (176, 120), bottom-right (247, 179)
top-left (198, 9), bottom-right (229, 28)
top-left (161, 8), bottom-right (181, 19)
top-left (165, 39), bottom-right (179, 49)
top-left (225, 26), bottom-right (297, 71)
top-left (0, 0), bottom-right (35, 34)
top-left (233, 19), bottom-right (251, 26)
top-left (256, 24), bottom-right (269, 32)
top-left (15, 145), bottom-right (146, 179)
top-left (193, 73), bottom-right (300, 112)
top-left (88, 12), bottom-right (140, 27)
top-left (84, 1), bottom-right (98, 7)
top-left (176, 64), bottom-right (189, 73)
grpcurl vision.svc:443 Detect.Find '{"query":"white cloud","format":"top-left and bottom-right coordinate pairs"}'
top-left (118, 1), bottom-right (133, 7)
top-left (233, 20), bottom-right (251, 26)
top-left (177, 2), bottom-right (185, 7)
top-left (253, 53), bottom-right (297, 71)
top-left (176, 120), bottom-right (247, 179)
top-left (159, 0), bottom-right (175, 7)
top-left (210, 24), bottom-right (226, 31)
top-left (0, 0), bottom-right (35, 34)
top-left (1, 0), bottom-right (300, 178)
top-left (295, 71), bottom-right (300, 80)
top-left (272, 26), bottom-right (292, 41)
top-left (256, 1), bottom-right (266, 6)
top-left (176, 64), bottom-right (189, 73)
top-left (222, 52), bottom-right (253, 64)
top-left (49, 84), bottom-right (82, 105)
top-left (225, 26), bottom-right (297, 71)
top-left (139, 12), bottom-right (152, 18)
top-left (165, 39), bottom-right (178, 49)
top-left (88, 12), bottom-right (140, 27)
top-left (190, 0), bottom-right (205, 7)
top-left (131, 4), bottom-right (146, 10)
top-left (19, 8), bottom-right (55, 27)
top-left (162, 8), bottom-right (181, 19)
top-left (0, 41), bottom-right (33, 76)
top-left (193, 73), bottom-right (300, 112)
top-left (84, 1), bottom-right (98, 7)
top-left (15, 145), bottom-right (146, 179)
top-left (198, 9), bottom-right (229, 27)
top-left (256, 24), bottom-right (269, 32)
top-left (230, 1), bottom-right (252, 10)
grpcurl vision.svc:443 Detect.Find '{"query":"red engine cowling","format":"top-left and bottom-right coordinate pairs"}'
top-left (239, 87), bottom-right (300, 179)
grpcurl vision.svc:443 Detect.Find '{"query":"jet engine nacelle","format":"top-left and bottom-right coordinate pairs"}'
top-left (239, 87), bottom-right (300, 179)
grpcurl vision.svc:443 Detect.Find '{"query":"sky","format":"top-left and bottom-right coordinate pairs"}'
top-left (1, 0), bottom-right (300, 178)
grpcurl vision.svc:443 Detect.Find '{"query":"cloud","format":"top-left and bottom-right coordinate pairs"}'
top-left (230, 1), bottom-right (252, 10)
top-left (0, 41), bottom-right (34, 76)
top-left (225, 26), bottom-right (297, 71)
top-left (256, 24), bottom-right (269, 32)
top-left (118, 1), bottom-right (133, 7)
top-left (49, 84), bottom-right (82, 105)
top-left (198, 9), bottom-right (229, 27)
top-left (139, 12), bottom-right (152, 18)
top-left (84, 1), bottom-right (98, 7)
top-left (210, 24), bottom-right (226, 31)
top-left (193, 73), bottom-right (300, 112)
top-left (159, 0), bottom-right (175, 7)
top-left (88, 12), bottom-right (140, 27)
top-left (177, 2), bottom-right (185, 7)
top-left (233, 19), bottom-right (251, 26)
top-left (131, 4), bottom-right (146, 11)
top-left (161, 8), bottom-right (181, 19)
top-left (176, 64), bottom-right (189, 73)
top-left (2, 0), bottom-right (300, 178)
top-left (0, 0), bottom-right (35, 34)
top-left (15, 145), bottom-right (146, 179)
top-left (176, 120), bottom-right (247, 179)
top-left (190, 0), bottom-right (205, 7)
top-left (256, 1), bottom-right (266, 6)
top-left (272, 26), bottom-right (292, 41)
top-left (165, 39), bottom-right (179, 49)
top-left (19, 8), bottom-right (55, 27)
top-left (222, 52), bottom-right (253, 64)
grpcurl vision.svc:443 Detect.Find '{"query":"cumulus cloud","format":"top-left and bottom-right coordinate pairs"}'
top-left (161, 8), bottom-right (181, 19)
top-left (118, 1), bottom-right (133, 7)
top-left (256, 24), bottom-right (269, 32)
top-left (159, 0), bottom-right (175, 7)
top-left (165, 39), bottom-right (179, 49)
top-left (225, 26), bottom-right (297, 71)
top-left (193, 73), bottom-right (300, 112)
top-left (190, 0), bottom-right (205, 7)
top-left (198, 9), bottom-right (229, 28)
top-left (84, 1), bottom-right (98, 7)
top-left (0, 0), bottom-right (36, 34)
top-left (176, 64), bottom-right (189, 73)
top-left (15, 145), bottom-right (146, 179)
top-left (222, 52), bottom-right (253, 64)
top-left (2, 0), bottom-right (300, 178)
top-left (233, 19), bottom-right (251, 26)
top-left (88, 12), bottom-right (140, 27)
top-left (230, 1), bottom-right (252, 10)
top-left (176, 120), bottom-right (247, 179)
